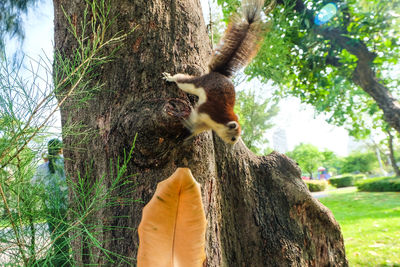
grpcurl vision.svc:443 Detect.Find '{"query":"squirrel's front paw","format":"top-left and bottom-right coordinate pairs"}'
top-left (162, 72), bottom-right (174, 82)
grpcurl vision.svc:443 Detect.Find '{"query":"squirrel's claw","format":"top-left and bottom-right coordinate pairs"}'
top-left (162, 72), bottom-right (174, 82)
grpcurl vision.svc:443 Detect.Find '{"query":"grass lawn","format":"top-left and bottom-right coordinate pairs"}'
top-left (319, 187), bottom-right (400, 267)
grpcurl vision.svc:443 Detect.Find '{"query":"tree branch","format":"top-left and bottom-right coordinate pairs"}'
top-left (274, 0), bottom-right (400, 135)
top-left (314, 27), bottom-right (376, 62)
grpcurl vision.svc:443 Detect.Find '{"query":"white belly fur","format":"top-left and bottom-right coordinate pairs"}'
top-left (188, 110), bottom-right (226, 137)
top-left (176, 83), bottom-right (207, 106)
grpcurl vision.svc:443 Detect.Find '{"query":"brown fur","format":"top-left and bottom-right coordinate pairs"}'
top-left (208, 0), bottom-right (264, 77)
top-left (177, 72), bottom-right (237, 124)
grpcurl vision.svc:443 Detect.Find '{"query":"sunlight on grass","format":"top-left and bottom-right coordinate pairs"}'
top-left (319, 188), bottom-right (400, 267)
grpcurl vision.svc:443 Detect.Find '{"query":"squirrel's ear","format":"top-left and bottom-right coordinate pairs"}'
top-left (227, 121), bottom-right (239, 130)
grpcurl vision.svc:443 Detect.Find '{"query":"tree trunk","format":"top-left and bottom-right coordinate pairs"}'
top-left (54, 0), bottom-right (347, 266)
top-left (387, 129), bottom-right (400, 177)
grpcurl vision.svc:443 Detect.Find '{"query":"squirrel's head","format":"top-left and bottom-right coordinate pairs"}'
top-left (191, 111), bottom-right (241, 145)
top-left (219, 121), bottom-right (241, 144)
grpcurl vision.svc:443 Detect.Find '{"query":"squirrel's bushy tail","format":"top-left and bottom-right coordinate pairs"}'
top-left (208, 0), bottom-right (265, 77)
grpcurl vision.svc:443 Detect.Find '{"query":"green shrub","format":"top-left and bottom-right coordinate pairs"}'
top-left (356, 176), bottom-right (400, 192)
top-left (357, 176), bottom-right (389, 184)
top-left (329, 174), bottom-right (365, 188)
top-left (305, 180), bottom-right (328, 192)
top-left (353, 174), bottom-right (366, 180)
top-left (329, 175), bottom-right (354, 188)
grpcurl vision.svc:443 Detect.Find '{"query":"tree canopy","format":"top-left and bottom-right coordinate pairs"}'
top-left (341, 151), bottom-right (378, 173)
top-left (286, 143), bottom-right (324, 178)
top-left (219, 0), bottom-right (400, 136)
top-left (321, 149), bottom-right (342, 175)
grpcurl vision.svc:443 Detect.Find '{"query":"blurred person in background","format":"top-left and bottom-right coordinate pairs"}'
top-left (32, 138), bottom-right (70, 265)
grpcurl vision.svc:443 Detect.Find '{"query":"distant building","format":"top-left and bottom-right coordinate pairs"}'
top-left (273, 128), bottom-right (288, 153)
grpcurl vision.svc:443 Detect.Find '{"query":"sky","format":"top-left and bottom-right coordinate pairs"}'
top-left (14, 0), bottom-right (350, 156)
top-left (269, 97), bottom-right (349, 155)
top-left (22, 0), bottom-right (54, 59)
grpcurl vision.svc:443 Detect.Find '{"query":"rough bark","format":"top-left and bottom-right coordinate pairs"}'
top-left (54, 0), bottom-right (347, 266)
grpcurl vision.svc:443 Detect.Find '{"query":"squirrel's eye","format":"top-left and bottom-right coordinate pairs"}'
top-left (228, 122), bottom-right (237, 129)
top-left (231, 137), bottom-right (236, 142)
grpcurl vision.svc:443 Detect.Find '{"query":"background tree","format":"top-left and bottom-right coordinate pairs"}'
top-left (234, 89), bottom-right (279, 154)
top-left (385, 127), bottom-right (400, 176)
top-left (219, 0), bottom-right (400, 135)
top-left (287, 143), bottom-right (324, 178)
top-left (54, 0), bottom-right (347, 266)
top-left (340, 151), bottom-right (378, 174)
top-left (321, 149), bottom-right (342, 175)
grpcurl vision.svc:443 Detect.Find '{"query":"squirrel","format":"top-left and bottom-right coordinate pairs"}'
top-left (163, 0), bottom-right (265, 144)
